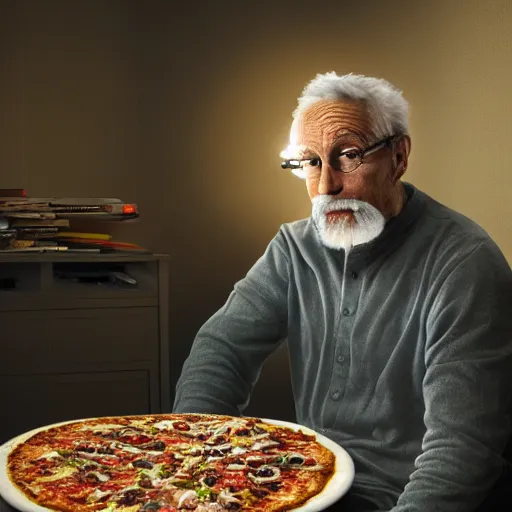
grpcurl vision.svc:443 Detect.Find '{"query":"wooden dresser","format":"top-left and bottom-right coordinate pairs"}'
top-left (0, 252), bottom-right (170, 444)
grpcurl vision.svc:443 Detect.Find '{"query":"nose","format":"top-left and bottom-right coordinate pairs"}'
top-left (317, 163), bottom-right (343, 196)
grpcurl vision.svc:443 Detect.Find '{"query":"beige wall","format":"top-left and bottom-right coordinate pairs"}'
top-left (1, 0), bottom-right (510, 418)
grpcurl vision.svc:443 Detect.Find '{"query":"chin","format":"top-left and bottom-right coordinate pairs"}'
top-left (312, 196), bottom-right (385, 250)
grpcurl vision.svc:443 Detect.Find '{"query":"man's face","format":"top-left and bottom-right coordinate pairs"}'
top-left (294, 100), bottom-right (409, 249)
top-left (296, 99), bottom-right (404, 216)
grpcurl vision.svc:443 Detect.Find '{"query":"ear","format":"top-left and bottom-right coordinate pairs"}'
top-left (392, 135), bottom-right (411, 181)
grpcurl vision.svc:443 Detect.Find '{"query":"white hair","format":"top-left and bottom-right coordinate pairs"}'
top-left (293, 72), bottom-right (409, 139)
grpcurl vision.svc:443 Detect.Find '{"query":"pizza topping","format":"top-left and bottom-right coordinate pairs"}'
top-left (206, 443), bottom-right (232, 455)
top-left (113, 443), bottom-right (164, 458)
top-left (250, 439), bottom-right (280, 451)
top-left (76, 445), bottom-right (96, 453)
top-left (182, 455), bottom-right (203, 471)
top-left (202, 475), bottom-right (217, 487)
top-left (137, 476), bottom-right (152, 489)
top-left (84, 470), bottom-right (111, 483)
top-left (139, 501), bottom-right (162, 510)
top-left (26, 483), bottom-right (44, 495)
top-left (287, 454), bottom-right (305, 465)
top-left (176, 489), bottom-right (199, 508)
top-left (119, 427), bottom-right (145, 436)
top-left (205, 435), bottom-right (227, 446)
top-left (245, 455), bottom-right (271, 468)
top-left (37, 450), bottom-right (64, 460)
top-left (172, 421), bottom-right (191, 431)
top-left (249, 487), bottom-right (269, 499)
top-left (173, 442), bottom-right (193, 450)
top-left (247, 466), bottom-right (281, 484)
top-left (264, 481), bottom-right (281, 492)
top-left (137, 463), bottom-right (165, 481)
top-left (81, 424), bottom-right (125, 432)
top-left (218, 489), bottom-right (243, 509)
top-left (206, 456), bottom-right (224, 463)
top-left (141, 441), bottom-right (166, 451)
top-left (132, 459), bottom-right (154, 469)
top-left (198, 504), bottom-right (227, 511)
top-left (225, 463), bottom-right (246, 471)
top-left (154, 420), bottom-right (175, 430)
top-left (34, 465), bottom-right (78, 483)
top-left (73, 445), bottom-right (120, 464)
top-left (117, 487), bottom-right (146, 506)
top-left (86, 488), bottom-right (113, 503)
top-left (57, 448), bottom-right (74, 457)
top-left (274, 452), bottom-right (308, 466)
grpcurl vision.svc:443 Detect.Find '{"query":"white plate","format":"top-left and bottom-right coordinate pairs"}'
top-left (0, 416), bottom-right (354, 512)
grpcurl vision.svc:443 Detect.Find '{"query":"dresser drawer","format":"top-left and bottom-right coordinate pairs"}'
top-left (0, 308), bottom-right (159, 374)
top-left (1, 370), bottom-right (154, 443)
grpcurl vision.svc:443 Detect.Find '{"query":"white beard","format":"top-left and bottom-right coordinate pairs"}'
top-left (312, 196), bottom-right (385, 250)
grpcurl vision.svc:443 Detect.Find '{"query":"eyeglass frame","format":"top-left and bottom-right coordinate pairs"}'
top-left (280, 134), bottom-right (401, 175)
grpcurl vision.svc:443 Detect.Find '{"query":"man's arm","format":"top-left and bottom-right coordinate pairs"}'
top-left (392, 241), bottom-right (512, 512)
top-left (173, 230), bottom-right (290, 416)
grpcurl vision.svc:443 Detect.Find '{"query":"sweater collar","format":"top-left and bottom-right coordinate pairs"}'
top-left (310, 182), bottom-right (428, 263)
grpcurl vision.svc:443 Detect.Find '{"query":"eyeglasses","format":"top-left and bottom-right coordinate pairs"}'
top-left (281, 135), bottom-right (399, 178)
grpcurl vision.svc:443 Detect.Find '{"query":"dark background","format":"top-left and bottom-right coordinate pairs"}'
top-left (0, 0), bottom-right (510, 422)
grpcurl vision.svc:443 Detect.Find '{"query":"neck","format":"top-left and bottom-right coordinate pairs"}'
top-left (388, 182), bottom-right (407, 219)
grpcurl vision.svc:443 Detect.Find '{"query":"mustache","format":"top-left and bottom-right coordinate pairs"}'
top-left (313, 197), bottom-right (368, 217)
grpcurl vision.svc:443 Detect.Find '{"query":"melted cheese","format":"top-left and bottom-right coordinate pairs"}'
top-left (112, 442), bottom-right (163, 456)
top-left (86, 470), bottom-right (110, 482)
top-left (87, 488), bottom-right (113, 503)
top-left (138, 462), bottom-right (164, 482)
top-left (98, 504), bottom-right (140, 512)
top-left (251, 439), bottom-right (280, 450)
top-left (181, 455), bottom-right (203, 470)
top-left (80, 424), bottom-right (124, 431)
top-left (153, 420), bottom-right (174, 430)
top-left (35, 466), bottom-right (77, 483)
top-left (37, 451), bottom-right (63, 460)
top-left (26, 483), bottom-right (43, 495)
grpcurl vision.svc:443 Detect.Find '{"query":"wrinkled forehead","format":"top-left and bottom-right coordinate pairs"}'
top-left (294, 99), bottom-right (375, 148)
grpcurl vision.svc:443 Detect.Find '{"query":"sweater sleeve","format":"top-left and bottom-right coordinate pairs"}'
top-left (392, 241), bottom-right (512, 512)
top-left (172, 229), bottom-right (289, 416)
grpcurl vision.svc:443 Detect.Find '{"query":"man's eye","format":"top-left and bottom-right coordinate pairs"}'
top-left (305, 158), bottom-right (321, 167)
top-left (341, 150), bottom-right (360, 160)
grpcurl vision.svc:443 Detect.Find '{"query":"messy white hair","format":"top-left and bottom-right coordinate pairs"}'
top-left (293, 72), bottom-right (409, 139)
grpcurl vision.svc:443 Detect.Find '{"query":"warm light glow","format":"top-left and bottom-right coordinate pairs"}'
top-left (280, 118), bottom-right (306, 162)
top-left (123, 204), bottom-right (137, 215)
top-left (279, 144), bottom-right (299, 159)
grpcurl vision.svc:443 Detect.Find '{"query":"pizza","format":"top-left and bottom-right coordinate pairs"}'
top-left (5, 414), bottom-right (337, 512)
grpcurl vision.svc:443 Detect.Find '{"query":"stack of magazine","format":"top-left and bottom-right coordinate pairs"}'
top-left (0, 189), bottom-right (147, 253)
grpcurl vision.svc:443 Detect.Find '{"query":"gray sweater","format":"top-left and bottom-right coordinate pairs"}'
top-left (173, 183), bottom-right (512, 512)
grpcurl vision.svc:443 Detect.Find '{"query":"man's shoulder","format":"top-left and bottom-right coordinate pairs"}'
top-left (415, 186), bottom-right (509, 268)
top-left (279, 217), bottom-right (312, 235)
top-left (268, 217), bottom-right (324, 260)
top-left (276, 217), bottom-right (318, 247)
top-left (419, 188), bottom-right (494, 246)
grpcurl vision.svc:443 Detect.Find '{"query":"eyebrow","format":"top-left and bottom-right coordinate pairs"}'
top-left (297, 132), bottom-right (367, 158)
top-left (300, 137), bottom-right (364, 157)
top-left (333, 130), bottom-right (365, 146)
